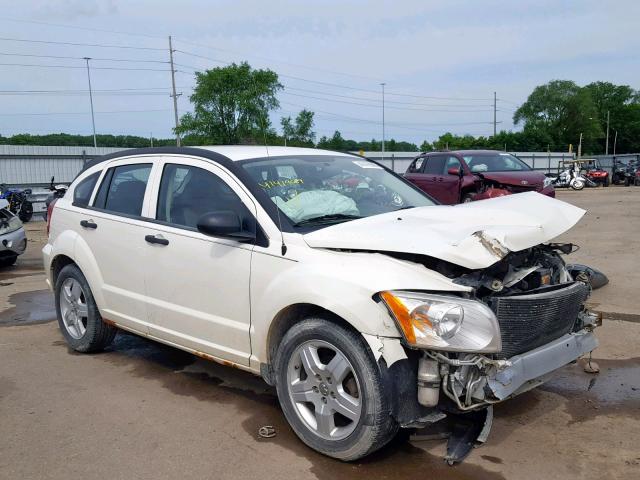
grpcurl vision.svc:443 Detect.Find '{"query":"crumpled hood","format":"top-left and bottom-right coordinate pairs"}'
top-left (303, 192), bottom-right (585, 270)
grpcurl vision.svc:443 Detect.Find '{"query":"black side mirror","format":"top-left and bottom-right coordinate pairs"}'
top-left (196, 211), bottom-right (255, 242)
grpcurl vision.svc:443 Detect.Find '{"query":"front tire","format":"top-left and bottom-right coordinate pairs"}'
top-left (0, 255), bottom-right (17, 267)
top-left (54, 264), bottom-right (117, 352)
top-left (274, 318), bottom-right (397, 461)
top-left (571, 179), bottom-right (585, 190)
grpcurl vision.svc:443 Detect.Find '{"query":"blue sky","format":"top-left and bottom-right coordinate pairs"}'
top-left (0, 0), bottom-right (638, 145)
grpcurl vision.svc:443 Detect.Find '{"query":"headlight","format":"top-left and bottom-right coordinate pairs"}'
top-left (0, 215), bottom-right (22, 235)
top-left (379, 291), bottom-right (501, 352)
top-left (543, 176), bottom-right (554, 188)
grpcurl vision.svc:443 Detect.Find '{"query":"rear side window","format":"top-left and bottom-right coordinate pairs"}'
top-left (407, 158), bottom-right (424, 173)
top-left (423, 156), bottom-right (446, 174)
top-left (94, 164), bottom-right (152, 216)
top-left (73, 172), bottom-right (100, 207)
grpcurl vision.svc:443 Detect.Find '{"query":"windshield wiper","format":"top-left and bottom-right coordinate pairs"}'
top-left (293, 213), bottom-right (362, 227)
top-left (396, 205), bottom-right (416, 211)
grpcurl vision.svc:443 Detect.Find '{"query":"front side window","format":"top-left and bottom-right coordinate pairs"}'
top-left (157, 163), bottom-right (254, 231)
top-left (463, 153), bottom-right (530, 172)
top-left (73, 172), bottom-right (100, 207)
top-left (443, 156), bottom-right (462, 175)
top-left (241, 155), bottom-right (435, 227)
top-left (96, 164), bottom-right (151, 216)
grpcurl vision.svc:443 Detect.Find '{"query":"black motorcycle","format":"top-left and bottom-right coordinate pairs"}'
top-left (0, 184), bottom-right (33, 222)
top-left (43, 176), bottom-right (68, 221)
top-left (612, 158), bottom-right (638, 186)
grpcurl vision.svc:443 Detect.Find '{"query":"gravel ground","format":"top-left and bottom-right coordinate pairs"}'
top-left (0, 188), bottom-right (638, 480)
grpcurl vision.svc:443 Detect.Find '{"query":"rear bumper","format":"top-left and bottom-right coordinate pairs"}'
top-left (486, 330), bottom-right (598, 400)
top-left (0, 227), bottom-right (27, 256)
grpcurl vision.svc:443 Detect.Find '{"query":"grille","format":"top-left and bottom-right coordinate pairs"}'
top-left (489, 282), bottom-right (590, 358)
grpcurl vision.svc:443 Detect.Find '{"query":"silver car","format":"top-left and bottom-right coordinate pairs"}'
top-left (0, 199), bottom-right (27, 267)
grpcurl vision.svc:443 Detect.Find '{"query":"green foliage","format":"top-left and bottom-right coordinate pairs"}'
top-left (316, 131), bottom-right (418, 152)
top-left (0, 133), bottom-right (176, 148)
top-left (176, 62), bottom-right (282, 144)
top-left (280, 109), bottom-right (316, 147)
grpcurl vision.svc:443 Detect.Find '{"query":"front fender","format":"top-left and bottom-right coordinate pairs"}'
top-left (249, 246), bottom-right (469, 363)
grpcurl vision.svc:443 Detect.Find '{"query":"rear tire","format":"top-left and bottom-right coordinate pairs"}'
top-left (624, 177), bottom-right (631, 187)
top-left (461, 193), bottom-right (475, 203)
top-left (274, 318), bottom-right (398, 461)
top-left (54, 264), bottom-right (117, 353)
top-left (18, 201), bottom-right (33, 223)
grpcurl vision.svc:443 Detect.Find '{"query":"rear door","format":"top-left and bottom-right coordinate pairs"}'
top-left (141, 156), bottom-right (256, 366)
top-left (76, 157), bottom-right (159, 333)
top-left (414, 155), bottom-right (448, 202)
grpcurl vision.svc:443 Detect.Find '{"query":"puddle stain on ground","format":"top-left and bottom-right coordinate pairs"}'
top-left (539, 357), bottom-right (640, 424)
top-left (0, 289), bottom-right (56, 326)
top-left (52, 332), bottom-right (505, 480)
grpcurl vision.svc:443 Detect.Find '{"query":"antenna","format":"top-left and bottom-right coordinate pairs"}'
top-left (252, 68), bottom-right (287, 256)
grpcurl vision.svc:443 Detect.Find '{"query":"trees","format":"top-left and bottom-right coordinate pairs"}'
top-left (513, 80), bottom-right (602, 152)
top-left (280, 109), bottom-right (316, 146)
top-left (176, 62), bottom-right (282, 144)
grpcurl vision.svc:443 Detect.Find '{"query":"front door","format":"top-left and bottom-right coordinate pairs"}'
top-left (142, 157), bottom-right (256, 366)
top-left (436, 155), bottom-right (464, 204)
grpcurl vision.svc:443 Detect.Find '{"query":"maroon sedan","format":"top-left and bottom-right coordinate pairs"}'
top-left (404, 150), bottom-right (555, 204)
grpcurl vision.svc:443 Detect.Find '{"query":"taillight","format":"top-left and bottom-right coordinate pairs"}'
top-left (46, 198), bottom-right (57, 235)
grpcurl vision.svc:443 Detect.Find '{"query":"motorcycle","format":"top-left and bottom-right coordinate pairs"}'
top-left (0, 184), bottom-right (33, 222)
top-left (43, 176), bottom-right (69, 221)
top-left (548, 167), bottom-right (595, 191)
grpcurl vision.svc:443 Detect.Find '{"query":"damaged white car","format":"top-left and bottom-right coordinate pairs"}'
top-left (43, 146), bottom-right (599, 463)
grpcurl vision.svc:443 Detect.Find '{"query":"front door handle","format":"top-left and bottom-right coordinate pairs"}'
top-left (145, 234), bottom-right (169, 246)
top-left (80, 220), bottom-right (97, 229)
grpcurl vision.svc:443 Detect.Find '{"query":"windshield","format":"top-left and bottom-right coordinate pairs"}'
top-left (463, 153), bottom-right (530, 173)
top-left (241, 155), bottom-right (435, 226)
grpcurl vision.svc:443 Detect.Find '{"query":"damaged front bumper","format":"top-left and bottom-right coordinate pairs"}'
top-left (486, 329), bottom-right (598, 400)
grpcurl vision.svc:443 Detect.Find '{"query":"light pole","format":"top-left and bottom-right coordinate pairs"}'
top-left (380, 82), bottom-right (386, 162)
top-left (83, 57), bottom-right (97, 148)
top-left (613, 130), bottom-right (618, 157)
top-left (605, 110), bottom-right (610, 155)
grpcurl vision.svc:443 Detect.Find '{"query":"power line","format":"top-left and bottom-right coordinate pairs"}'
top-left (174, 39), bottom-right (385, 82)
top-left (282, 85), bottom-right (494, 108)
top-left (0, 52), bottom-right (168, 64)
top-left (0, 36), bottom-right (165, 51)
top-left (0, 62), bottom-right (170, 72)
top-left (0, 109), bottom-right (170, 116)
top-left (281, 91), bottom-right (494, 113)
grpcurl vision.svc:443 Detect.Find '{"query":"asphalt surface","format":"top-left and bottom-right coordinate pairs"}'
top-left (1, 187), bottom-right (639, 480)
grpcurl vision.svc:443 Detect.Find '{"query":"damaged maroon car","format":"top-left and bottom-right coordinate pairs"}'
top-left (405, 150), bottom-right (555, 204)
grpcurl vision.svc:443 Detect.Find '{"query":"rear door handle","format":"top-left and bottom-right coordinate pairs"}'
top-left (145, 234), bottom-right (169, 246)
top-left (80, 220), bottom-right (97, 229)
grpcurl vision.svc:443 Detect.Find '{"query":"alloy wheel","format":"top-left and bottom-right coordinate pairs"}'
top-left (286, 340), bottom-right (362, 441)
top-left (59, 278), bottom-right (89, 339)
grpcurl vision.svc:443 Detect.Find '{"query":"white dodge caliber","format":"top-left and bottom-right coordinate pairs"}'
top-left (43, 146), bottom-right (599, 462)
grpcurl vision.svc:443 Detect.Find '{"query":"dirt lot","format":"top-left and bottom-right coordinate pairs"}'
top-left (1, 188), bottom-right (639, 480)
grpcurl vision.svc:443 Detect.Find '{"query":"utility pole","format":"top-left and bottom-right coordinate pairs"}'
top-left (83, 57), bottom-right (97, 148)
top-left (605, 110), bottom-right (610, 155)
top-left (493, 91), bottom-right (497, 137)
top-left (150, 132), bottom-right (154, 147)
top-left (613, 130), bottom-right (617, 157)
top-left (578, 132), bottom-right (583, 159)
top-left (380, 83), bottom-right (386, 162)
top-left (168, 36), bottom-right (181, 146)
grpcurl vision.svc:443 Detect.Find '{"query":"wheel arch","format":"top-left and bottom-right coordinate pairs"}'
top-left (261, 303), bottom-right (362, 385)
